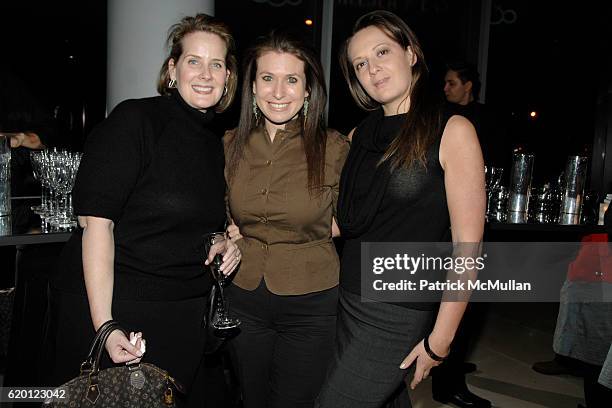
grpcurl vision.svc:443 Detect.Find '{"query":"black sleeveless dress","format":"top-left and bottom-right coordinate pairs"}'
top-left (316, 109), bottom-right (454, 408)
top-left (337, 108), bottom-right (451, 310)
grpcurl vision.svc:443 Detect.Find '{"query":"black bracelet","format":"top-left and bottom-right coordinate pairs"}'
top-left (424, 336), bottom-right (447, 362)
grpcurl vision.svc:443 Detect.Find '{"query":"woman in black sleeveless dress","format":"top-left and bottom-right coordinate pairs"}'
top-left (316, 11), bottom-right (485, 408)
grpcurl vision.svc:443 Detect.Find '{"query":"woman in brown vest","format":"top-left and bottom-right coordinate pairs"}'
top-left (223, 31), bottom-right (349, 408)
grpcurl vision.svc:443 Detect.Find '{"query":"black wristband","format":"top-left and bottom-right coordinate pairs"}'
top-left (424, 336), bottom-right (447, 362)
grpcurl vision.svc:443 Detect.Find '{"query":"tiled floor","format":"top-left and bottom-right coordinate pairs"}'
top-left (410, 303), bottom-right (585, 408)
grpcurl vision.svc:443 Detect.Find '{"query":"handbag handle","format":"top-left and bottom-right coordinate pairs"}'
top-left (82, 321), bottom-right (131, 405)
top-left (80, 320), bottom-right (130, 375)
top-left (80, 320), bottom-right (116, 373)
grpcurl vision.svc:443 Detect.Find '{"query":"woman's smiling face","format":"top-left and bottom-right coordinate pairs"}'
top-left (169, 31), bottom-right (230, 111)
top-left (253, 51), bottom-right (309, 131)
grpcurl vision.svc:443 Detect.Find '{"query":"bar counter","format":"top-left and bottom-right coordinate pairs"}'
top-left (1, 197), bottom-right (607, 247)
top-left (0, 198), bottom-right (72, 247)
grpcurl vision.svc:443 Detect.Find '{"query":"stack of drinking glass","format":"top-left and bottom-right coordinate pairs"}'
top-left (30, 149), bottom-right (82, 231)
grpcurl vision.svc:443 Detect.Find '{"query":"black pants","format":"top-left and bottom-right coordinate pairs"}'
top-left (432, 303), bottom-right (486, 392)
top-left (227, 280), bottom-right (337, 408)
top-left (42, 287), bottom-right (213, 408)
top-left (315, 289), bottom-right (434, 408)
top-left (583, 362), bottom-right (612, 407)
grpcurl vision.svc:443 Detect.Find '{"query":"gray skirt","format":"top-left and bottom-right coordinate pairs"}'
top-left (316, 289), bottom-right (435, 408)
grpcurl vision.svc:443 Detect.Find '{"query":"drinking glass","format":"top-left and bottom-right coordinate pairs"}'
top-left (203, 232), bottom-right (241, 330)
top-left (0, 134), bottom-right (10, 217)
top-left (485, 166), bottom-right (504, 221)
top-left (46, 151), bottom-right (82, 229)
top-left (30, 150), bottom-right (50, 215)
top-left (559, 156), bottom-right (588, 225)
top-left (507, 153), bottom-right (535, 223)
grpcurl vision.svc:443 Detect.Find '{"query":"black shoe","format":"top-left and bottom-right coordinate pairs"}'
top-left (532, 360), bottom-right (582, 376)
top-left (433, 388), bottom-right (492, 408)
top-left (462, 362), bottom-right (477, 374)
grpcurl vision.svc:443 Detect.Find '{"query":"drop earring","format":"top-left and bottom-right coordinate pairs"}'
top-left (302, 98), bottom-right (309, 121)
top-left (252, 97), bottom-right (259, 122)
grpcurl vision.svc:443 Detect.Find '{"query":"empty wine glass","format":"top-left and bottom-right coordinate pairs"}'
top-left (203, 232), bottom-right (241, 330)
top-left (46, 151), bottom-right (82, 229)
top-left (30, 150), bottom-right (49, 215)
top-left (485, 166), bottom-right (504, 192)
top-left (485, 166), bottom-right (504, 221)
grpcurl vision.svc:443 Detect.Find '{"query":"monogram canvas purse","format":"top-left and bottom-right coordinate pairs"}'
top-left (44, 320), bottom-right (184, 407)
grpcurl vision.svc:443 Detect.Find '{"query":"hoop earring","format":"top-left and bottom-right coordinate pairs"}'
top-left (168, 78), bottom-right (176, 88)
top-left (302, 98), bottom-right (309, 121)
top-left (252, 97), bottom-right (259, 123)
top-left (223, 85), bottom-right (228, 96)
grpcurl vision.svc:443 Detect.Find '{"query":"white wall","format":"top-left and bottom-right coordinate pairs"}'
top-left (107, 0), bottom-right (214, 112)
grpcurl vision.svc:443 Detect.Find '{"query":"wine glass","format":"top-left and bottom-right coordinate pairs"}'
top-left (203, 232), bottom-right (241, 330)
top-left (485, 166), bottom-right (504, 221)
top-left (46, 151), bottom-right (82, 229)
top-left (485, 166), bottom-right (504, 192)
top-left (29, 151), bottom-right (48, 215)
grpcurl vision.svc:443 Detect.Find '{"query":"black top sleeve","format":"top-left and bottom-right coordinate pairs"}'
top-left (72, 100), bottom-right (144, 222)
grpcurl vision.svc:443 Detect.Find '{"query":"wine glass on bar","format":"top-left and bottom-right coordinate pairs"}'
top-left (203, 232), bottom-right (241, 330)
top-left (485, 166), bottom-right (504, 221)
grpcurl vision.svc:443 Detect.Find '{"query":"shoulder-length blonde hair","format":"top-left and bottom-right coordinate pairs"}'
top-left (157, 14), bottom-right (238, 113)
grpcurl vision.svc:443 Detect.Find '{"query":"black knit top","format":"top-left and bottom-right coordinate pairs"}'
top-left (54, 90), bottom-right (226, 301)
top-left (338, 109), bottom-right (451, 310)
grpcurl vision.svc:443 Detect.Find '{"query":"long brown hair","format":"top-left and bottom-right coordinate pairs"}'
top-left (340, 10), bottom-right (442, 169)
top-left (226, 31), bottom-right (328, 192)
top-left (157, 13), bottom-right (238, 113)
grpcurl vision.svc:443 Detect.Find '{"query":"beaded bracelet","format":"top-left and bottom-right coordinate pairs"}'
top-left (424, 336), bottom-right (447, 362)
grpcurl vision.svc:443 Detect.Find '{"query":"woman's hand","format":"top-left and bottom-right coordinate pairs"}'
top-left (399, 335), bottom-right (450, 390)
top-left (226, 223), bottom-right (243, 242)
top-left (205, 237), bottom-right (241, 276)
top-left (105, 330), bottom-right (144, 364)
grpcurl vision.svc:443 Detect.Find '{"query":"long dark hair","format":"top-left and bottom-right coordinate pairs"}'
top-left (225, 31), bottom-right (328, 193)
top-left (340, 10), bottom-right (442, 169)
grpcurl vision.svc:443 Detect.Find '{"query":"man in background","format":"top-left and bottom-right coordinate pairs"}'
top-left (444, 61), bottom-right (511, 170)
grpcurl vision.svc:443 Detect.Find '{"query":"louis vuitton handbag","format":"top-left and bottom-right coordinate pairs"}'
top-left (44, 320), bottom-right (185, 407)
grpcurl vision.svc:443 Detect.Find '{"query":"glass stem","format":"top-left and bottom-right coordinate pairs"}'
top-left (48, 189), bottom-right (56, 218)
top-left (216, 283), bottom-right (227, 318)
